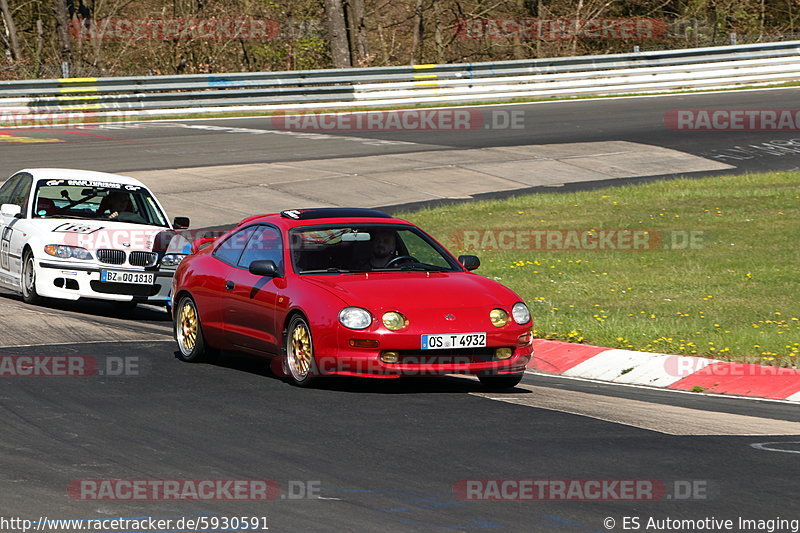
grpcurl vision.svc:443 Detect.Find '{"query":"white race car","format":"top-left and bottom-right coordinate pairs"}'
top-left (0, 168), bottom-right (190, 309)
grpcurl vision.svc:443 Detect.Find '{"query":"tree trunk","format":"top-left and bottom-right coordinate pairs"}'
top-left (347, 0), bottom-right (369, 66)
top-left (572, 0), bottom-right (583, 56)
top-left (411, 0), bottom-right (424, 64)
top-left (0, 0), bottom-right (22, 61)
top-left (53, 0), bottom-right (72, 71)
top-left (325, 0), bottom-right (351, 68)
top-left (431, 0), bottom-right (444, 63)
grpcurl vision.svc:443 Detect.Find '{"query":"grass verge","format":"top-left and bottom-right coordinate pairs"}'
top-left (398, 171), bottom-right (799, 366)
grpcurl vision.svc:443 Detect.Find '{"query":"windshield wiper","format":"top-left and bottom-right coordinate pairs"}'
top-left (37, 214), bottom-right (95, 220)
top-left (300, 268), bottom-right (351, 274)
top-left (112, 219), bottom-right (164, 226)
top-left (398, 263), bottom-right (450, 271)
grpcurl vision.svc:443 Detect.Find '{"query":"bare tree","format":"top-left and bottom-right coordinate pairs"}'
top-left (411, 0), bottom-right (424, 64)
top-left (346, 0), bottom-right (369, 66)
top-left (325, 0), bottom-right (351, 67)
top-left (53, 0), bottom-right (73, 72)
top-left (0, 0), bottom-right (22, 61)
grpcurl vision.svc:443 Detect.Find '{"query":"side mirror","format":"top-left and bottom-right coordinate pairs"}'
top-left (1, 204), bottom-right (21, 218)
top-left (249, 260), bottom-right (281, 278)
top-left (458, 254), bottom-right (480, 271)
top-left (173, 216), bottom-right (190, 229)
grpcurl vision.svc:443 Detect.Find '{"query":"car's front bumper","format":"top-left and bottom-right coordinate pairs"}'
top-left (315, 328), bottom-right (533, 378)
top-left (36, 259), bottom-right (173, 304)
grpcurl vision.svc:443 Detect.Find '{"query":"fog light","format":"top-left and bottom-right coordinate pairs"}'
top-left (495, 347), bottom-right (513, 360)
top-left (380, 351), bottom-right (400, 364)
top-left (349, 338), bottom-right (380, 348)
top-left (382, 311), bottom-right (408, 331)
top-left (490, 308), bottom-right (509, 328)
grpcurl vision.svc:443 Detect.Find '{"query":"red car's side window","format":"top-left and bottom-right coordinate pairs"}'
top-left (238, 226), bottom-right (283, 270)
top-left (212, 226), bottom-right (256, 266)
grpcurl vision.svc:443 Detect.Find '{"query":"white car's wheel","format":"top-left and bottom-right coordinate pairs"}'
top-left (21, 250), bottom-right (43, 305)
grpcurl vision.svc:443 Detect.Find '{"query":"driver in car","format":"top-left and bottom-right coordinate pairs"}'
top-left (99, 191), bottom-right (134, 220)
top-left (361, 230), bottom-right (399, 269)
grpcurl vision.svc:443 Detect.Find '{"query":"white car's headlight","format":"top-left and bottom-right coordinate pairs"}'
top-left (161, 254), bottom-right (187, 268)
top-left (44, 244), bottom-right (93, 260)
top-left (339, 307), bottom-right (372, 330)
top-left (512, 302), bottom-right (531, 325)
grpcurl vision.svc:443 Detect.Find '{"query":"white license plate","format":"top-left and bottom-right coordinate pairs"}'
top-left (421, 332), bottom-right (486, 350)
top-left (100, 270), bottom-right (154, 285)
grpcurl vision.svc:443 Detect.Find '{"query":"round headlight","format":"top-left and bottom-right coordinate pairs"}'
top-left (512, 302), bottom-right (531, 325)
top-left (490, 308), bottom-right (509, 328)
top-left (382, 311), bottom-right (408, 331)
top-left (338, 307), bottom-right (372, 330)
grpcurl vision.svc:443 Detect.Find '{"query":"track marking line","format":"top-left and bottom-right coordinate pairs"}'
top-left (473, 384), bottom-right (800, 436)
top-left (750, 441), bottom-right (800, 454)
top-left (526, 370), bottom-right (800, 405)
top-left (0, 338), bottom-right (173, 349)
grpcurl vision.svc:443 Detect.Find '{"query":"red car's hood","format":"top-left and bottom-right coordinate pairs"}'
top-left (301, 271), bottom-right (521, 312)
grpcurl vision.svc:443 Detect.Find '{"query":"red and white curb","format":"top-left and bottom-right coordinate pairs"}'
top-left (527, 340), bottom-right (800, 403)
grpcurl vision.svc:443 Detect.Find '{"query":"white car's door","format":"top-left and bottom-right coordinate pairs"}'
top-left (0, 173), bottom-right (33, 288)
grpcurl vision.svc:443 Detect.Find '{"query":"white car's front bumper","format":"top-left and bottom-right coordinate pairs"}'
top-left (35, 258), bottom-right (173, 304)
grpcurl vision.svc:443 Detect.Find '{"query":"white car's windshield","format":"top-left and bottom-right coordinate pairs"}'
top-left (32, 179), bottom-right (169, 227)
top-left (290, 224), bottom-right (459, 274)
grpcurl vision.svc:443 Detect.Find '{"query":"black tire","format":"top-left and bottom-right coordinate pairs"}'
top-left (478, 372), bottom-right (524, 390)
top-left (21, 250), bottom-right (43, 305)
top-left (284, 315), bottom-right (318, 387)
top-left (174, 295), bottom-right (217, 362)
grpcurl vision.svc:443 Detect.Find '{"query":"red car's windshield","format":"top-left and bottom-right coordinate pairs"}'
top-left (290, 224), bottom-right (460, 274)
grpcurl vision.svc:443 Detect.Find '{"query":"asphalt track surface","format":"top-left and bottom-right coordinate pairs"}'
top-left (1, 89), bottom-right (799, 532)
top-left (3, 88), bottom-right (800, 180)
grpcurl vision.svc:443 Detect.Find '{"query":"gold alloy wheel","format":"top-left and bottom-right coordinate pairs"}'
top-left (178, 301), bottom-right (198, 354)
top-left (289, 321), bottom-right (313, 380)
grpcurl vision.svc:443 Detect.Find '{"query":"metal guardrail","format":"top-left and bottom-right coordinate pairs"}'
top-left (1, 40), bottom-right (800, 120)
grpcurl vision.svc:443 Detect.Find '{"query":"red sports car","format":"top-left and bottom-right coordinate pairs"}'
top-left (171, 208), bottom-right (533, 389)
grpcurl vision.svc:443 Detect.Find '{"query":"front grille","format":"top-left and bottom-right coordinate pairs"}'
top-left (394, 348), bottom-right (498, 364)
top-left (97, 249), bottom-right (126, 265)
top-left (129, 251), bottom-right (158, 267)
